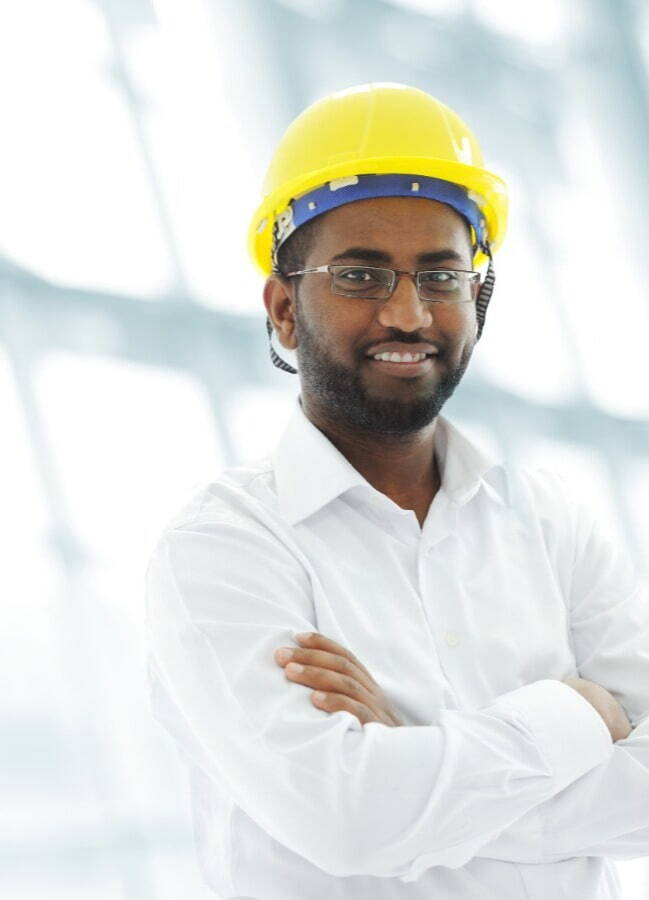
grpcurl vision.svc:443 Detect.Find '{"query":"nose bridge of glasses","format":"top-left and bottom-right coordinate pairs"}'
top-left (391, 268), bottom-right (425, 302)
top-left (381, 270), bottom-right (433, 329)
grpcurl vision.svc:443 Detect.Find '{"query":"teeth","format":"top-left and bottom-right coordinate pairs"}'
top-left (372, 351), bottom-right (427, 362)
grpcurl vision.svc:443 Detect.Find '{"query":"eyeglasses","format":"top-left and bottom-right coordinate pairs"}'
top-left (284, 264), bottom-right (481, 303)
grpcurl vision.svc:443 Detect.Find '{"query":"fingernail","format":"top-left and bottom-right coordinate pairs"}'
top-left (286, 662), bottom-right (304, 674)
top-left (295, 632), bottom-right (312, 640)
top-left (275, 648), bottom-right (293, 663)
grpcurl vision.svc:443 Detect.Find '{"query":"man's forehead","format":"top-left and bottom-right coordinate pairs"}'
top-left (328, 245), bottom-right (467, 265)
top-left (323, 194), bottom-right (463, 223)
top-left (312, 196), bottom-right (473, 260)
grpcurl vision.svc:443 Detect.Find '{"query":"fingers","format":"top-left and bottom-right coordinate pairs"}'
top-left (294, 632), bottom-right (377, 685)
top-left (282, 658), bottom-right (380, 713)
top-left (273, 632), bottom-right (401, 727)
top-left (277, 645), bottom-right (375, 694)
top-left (311, 690), bottom-right (384, 727)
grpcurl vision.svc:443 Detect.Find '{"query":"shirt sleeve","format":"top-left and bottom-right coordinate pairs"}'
top-left (475, 471), bottom-right (649, 865)
top-left (144, 509), bottom-right (613, 881)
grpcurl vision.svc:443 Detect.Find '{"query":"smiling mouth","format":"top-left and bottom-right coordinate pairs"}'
top-left (366, 355), bottom-right (436, 376)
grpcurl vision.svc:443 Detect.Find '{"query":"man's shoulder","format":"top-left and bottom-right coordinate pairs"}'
top-left (495, 461), bottom-right (597, 552)
top-left (158, 454), bottom-right (278, 538)
top-left (146, 452), bottom-right (314, 585)
top-left (492, 458), bottom-right (571, 507)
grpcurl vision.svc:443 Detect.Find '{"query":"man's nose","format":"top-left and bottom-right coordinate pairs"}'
top-left (377, 272), bottom-right (433, 330)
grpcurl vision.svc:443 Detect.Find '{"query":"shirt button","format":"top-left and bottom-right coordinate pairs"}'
top-left (444, 631), bottom-right (459, 647)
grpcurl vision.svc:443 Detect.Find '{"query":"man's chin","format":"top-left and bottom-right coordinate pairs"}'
top-left (341, 395), bottom-right (444, 435)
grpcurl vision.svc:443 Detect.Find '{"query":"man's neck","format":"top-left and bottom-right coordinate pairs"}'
top-left (300, 397), bottom-right (442, 512)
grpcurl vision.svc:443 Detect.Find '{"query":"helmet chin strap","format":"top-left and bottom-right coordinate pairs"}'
top-left (475, 240), bottom-right (495, 342)
top-left (266, 313), bottom-right (298, 374)
top-left (266, 241), bottom-right (496, 375)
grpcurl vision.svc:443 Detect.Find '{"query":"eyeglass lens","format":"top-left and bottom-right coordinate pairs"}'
top-left (330, 265), bottom-right (472, 301)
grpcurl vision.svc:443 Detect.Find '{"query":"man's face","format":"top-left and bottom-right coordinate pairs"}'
top-left (289, 196), bottom-right (480, 436)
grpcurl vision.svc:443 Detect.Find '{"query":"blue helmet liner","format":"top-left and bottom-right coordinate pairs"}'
top-left (271, 172), bottom-right (487, 267)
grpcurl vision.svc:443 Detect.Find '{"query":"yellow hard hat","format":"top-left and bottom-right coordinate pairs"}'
top-left (247, 82), bottom-right (508, 276)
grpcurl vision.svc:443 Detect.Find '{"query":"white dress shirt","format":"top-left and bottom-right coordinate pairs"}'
top-left (145, 394), bottom-right (649, 899)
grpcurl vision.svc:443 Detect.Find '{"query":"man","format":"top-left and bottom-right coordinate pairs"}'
top-left (145, 83), bottom-right (649, 899)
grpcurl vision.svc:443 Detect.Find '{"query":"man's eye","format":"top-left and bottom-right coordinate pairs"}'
top-left (421, 270), bottom-right (455, 283)
top-left (340, 268), bottom-right (375, 281)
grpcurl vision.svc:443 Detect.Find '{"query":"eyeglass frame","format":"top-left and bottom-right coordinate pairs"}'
top-left (282, 264), bottom-right (482, 304)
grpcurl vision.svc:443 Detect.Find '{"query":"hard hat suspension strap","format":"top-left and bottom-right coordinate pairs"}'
top-left (475, 240), bottom-right (495, 341)
top-left (266, 314), bottom-right (298, 374)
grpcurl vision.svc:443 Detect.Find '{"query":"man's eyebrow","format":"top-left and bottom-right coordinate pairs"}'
top-left (329, 246), bottom-right (466, 265)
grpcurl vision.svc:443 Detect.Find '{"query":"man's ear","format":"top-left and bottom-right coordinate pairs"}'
top-left (263, 275), bottom-right (298, 352)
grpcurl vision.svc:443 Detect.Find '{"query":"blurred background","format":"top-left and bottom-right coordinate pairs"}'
top-left (3, 0), bottom-right (649, 897)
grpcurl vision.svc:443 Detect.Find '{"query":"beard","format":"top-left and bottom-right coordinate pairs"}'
top-left (292, 300), bottom-right (474, 437)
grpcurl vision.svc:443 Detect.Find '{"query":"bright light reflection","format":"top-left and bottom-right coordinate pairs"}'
top-left (623, 460), bottom-right (649, 580)
top-left (129, 0), bottom-right (265, 311)
top-left (0, 348), bottom-right (58, 713)
top-left (0, 1), bottom-right (171, 296)
top-left (471, 0), bottom-right (574, 46)
top-left (551, 114), bottom-right (649, 418)
top-left (473, 231), bottom-right (579, 404)
top-left (616, 858), bottom-right (649, 900)
top-left (224, 386), bottom-right (299, 462)
top-left (274, 0), bottom-right (345, 18)
top-left (34, 353), bottom-right (224, 578)
top-left (0, 349), bottom-right (48, 546)
top-left (387, 0), bottom-right (462, 15)
top-left (472, 163), bottom-right (578, 405)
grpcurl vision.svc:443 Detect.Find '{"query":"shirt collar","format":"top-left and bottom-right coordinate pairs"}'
top-left (271, 395), bottom-right (508, 526)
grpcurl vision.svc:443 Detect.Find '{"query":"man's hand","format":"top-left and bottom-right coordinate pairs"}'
top-left (563, 677), bottom-right (633, 742)
top-left (274, 632), bottom-right (403, 727)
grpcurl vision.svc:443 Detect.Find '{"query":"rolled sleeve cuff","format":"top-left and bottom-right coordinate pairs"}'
top-left (485, 679), bottom-right (614, 793)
